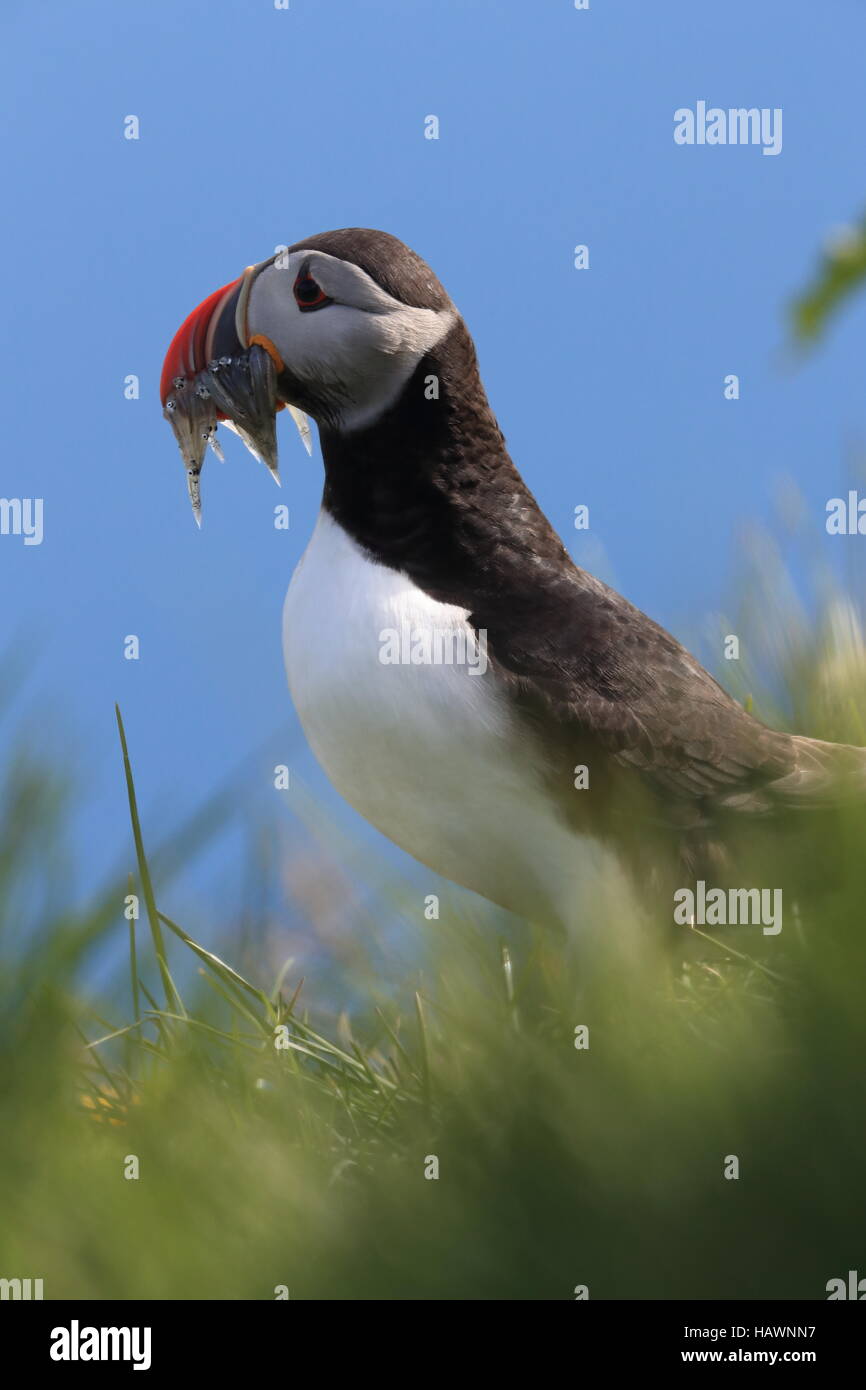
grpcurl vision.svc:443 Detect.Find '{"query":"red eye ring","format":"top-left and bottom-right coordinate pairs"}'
top-left (293, 271), bottom-right (332, 312)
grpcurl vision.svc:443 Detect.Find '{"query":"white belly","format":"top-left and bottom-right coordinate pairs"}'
top-left (282, 510), bottom-right (587, 925)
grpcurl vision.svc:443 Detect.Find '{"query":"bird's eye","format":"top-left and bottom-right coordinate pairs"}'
top-left (293, 271), bottom-right (331, 312)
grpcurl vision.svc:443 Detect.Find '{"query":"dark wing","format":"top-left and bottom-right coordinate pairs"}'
top-left (475, 565), bottom-right (866, 821)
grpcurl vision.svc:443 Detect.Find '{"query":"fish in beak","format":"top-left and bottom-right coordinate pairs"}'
top-left (160, 263), bottom-right (312, 526)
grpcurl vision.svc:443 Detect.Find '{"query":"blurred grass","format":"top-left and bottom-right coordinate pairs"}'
top-left (1, 554), bottom-right (866, 1301)
top-left (791, 213), bottom-right (866, 345)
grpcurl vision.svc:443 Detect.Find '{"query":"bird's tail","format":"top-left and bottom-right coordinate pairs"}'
top-left (760, 733), bottom-right (866, 812)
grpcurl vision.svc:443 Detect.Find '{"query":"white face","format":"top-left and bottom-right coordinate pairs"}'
top-left (246, 250), bottom-right (456, 431)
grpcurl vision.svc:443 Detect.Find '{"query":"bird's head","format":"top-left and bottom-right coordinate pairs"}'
top-left (161, 228), bottom-right (457, 524)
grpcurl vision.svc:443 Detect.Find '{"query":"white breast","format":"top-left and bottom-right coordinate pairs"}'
top-left (282, 510), bottom-right (589, 926)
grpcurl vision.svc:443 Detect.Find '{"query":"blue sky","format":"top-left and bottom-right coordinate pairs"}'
top-left (2, 0), bottom-right (866, 961)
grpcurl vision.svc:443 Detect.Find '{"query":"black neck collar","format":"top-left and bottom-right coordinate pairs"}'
top-left (317, 320), bottom-right (569, 615)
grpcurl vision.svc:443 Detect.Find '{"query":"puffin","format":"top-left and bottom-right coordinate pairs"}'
top-left (160, 228), bottom-right (866, 929)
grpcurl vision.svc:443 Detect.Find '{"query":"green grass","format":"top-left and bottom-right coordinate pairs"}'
top-left (1, 553), bottom-right (866, 1300)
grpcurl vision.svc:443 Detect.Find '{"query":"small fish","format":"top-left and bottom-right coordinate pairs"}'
top-left (288, 405), bottom-right (313, 457)
top-left (186, 466), bottom-right (202, 528)
top-left (163, 346), bottom-right (312, 524)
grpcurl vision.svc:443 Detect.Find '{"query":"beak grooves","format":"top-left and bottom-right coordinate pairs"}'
top-left (162, 256), bottom-right (311, 524)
